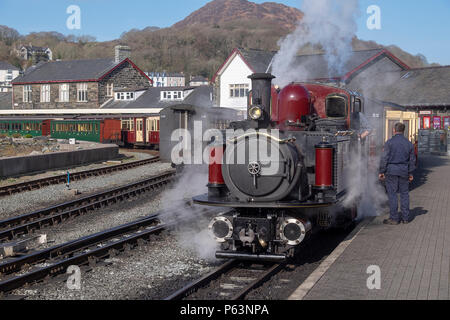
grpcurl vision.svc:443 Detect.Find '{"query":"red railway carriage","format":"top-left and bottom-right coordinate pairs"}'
top-left (121, 116), bottom-right (160, 149)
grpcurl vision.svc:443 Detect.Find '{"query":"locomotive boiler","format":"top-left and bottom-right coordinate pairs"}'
top-left (193, 73), bottom-right (370, 262)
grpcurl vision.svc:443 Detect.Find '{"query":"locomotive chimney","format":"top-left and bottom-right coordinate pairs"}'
top-left (248, 73), bottom-right (275, 126)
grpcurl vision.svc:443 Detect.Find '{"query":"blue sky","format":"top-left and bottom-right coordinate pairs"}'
top-left (0, 0), bottom-right (449, 65)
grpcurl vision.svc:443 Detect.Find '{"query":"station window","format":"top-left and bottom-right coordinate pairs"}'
top-left (326, 95), bottom-right (347, 118)
top-left (229, 84), bottom-right (249, 98)
top-left (41, 84), bottom-right (51, 103)
top-left (77, 83), bottom-right (88, 102)
top-left (23, 85), bottom-right (32, 103)
top-left (59, 84), bottom-right (70, 102)
top-left (106, 83), bottom-right (114, 97)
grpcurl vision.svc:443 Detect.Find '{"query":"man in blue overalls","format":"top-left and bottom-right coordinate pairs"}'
top-left (379, 123), bottom-right (416, 225)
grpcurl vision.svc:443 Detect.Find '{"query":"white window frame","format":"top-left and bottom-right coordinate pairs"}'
top-left (41, 84), bottom-right (51, 103)
top-left (59, 83), bottom-right (70, 102)
top-left (229, 84), bottom-right (249, 98)
top-left (77, 83), bottom-right (88, 102)
top-left (23, 85), bottom-right (32, 103)
top-left (106, 83), bottom-right (114, 97)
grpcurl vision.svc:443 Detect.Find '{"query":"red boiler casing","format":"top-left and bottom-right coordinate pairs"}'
top-left (208, 146), bottom-right (225, 186)
top-left (315, 141), bottom-right (334, 189)
top-left (276, 84), bottom-right (311, 130)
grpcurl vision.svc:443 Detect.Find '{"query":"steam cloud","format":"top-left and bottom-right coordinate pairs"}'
top-left (272, 0), bottom-right (360, 87)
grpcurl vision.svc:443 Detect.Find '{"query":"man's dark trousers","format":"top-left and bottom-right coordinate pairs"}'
top-left (385, 175), bottom-right (410, 222)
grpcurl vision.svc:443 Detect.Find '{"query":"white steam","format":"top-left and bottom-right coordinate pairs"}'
top-left (159, 164), bottom-right (220, 261)
top-left (272, 0), bottom-right (360, 87)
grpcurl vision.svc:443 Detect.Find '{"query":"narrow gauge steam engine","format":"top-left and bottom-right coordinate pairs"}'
top-left (193, 73), bottom-right (371, 262)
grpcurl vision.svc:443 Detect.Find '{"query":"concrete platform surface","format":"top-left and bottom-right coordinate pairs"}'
top-left (293, 155), bottom-right (450, 300)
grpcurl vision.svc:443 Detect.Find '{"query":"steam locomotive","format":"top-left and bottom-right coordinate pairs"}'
top-left (193, 73), bottom-right (374, 262)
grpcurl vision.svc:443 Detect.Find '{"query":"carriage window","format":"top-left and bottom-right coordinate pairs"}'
top-left (326, 96), bottom-right (347, 118)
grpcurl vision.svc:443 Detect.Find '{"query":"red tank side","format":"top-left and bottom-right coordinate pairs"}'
top-left (315, 142), bottom-right (334, 189)
top-left (277, 84), bottom-right (310, 131)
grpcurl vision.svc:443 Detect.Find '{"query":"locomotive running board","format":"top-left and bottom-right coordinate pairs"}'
top-left (216, 251), bottom-right (287, 263)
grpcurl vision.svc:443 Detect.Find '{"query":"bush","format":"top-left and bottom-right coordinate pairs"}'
top-left (24, 134), bottom-right (33, 138)
top-left (12, 133), bottom-right (21, 138)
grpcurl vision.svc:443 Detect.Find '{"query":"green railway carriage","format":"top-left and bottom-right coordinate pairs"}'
top-left (50, 119), bottom-right (122, 143)
top-left (51, 120), bottom-right (101, 142)
top-left (0, 119), bottom-right (48, 137)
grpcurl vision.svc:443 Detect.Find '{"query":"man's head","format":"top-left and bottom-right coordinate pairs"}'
top-left (394, 122), bottom-right (406, 134)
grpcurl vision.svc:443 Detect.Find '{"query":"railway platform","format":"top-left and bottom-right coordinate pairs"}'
top-left (290, 154), bottom-right (450, 300)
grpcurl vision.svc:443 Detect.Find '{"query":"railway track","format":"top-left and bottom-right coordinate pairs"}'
top-left (0, 156), bottom-right (161, 197)
top-left (0, 170), bottom-right (175, 241)
top-left (165, 260), bottom-right (285, 300)
top-left (0, 205), bottom-right (219, 297)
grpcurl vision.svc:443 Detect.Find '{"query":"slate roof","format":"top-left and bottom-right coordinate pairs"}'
top-left (190, 76), bottom-right (208, 82)
top-left (103, 86), bottom-right (213, 110)
top-left (218, 48), bottom-right (408, 82)
top-left (377, 66), bottom-right (450, 107)
top-left (268, 48), bottom-right (389, 80)
top-left (12, 59), bottom-right (119, 84)
top-left (0, 61), bottom-right (19, 71)
top-left (0, 92), bottom-right (12, 110)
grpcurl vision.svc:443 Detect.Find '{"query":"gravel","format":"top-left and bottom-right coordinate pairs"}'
top-left (0, 158), bottom-right (172, 220)
top-left (14, 231), bottom-right (221, 300)
top-left (6, 163), bottom-right (223, 300)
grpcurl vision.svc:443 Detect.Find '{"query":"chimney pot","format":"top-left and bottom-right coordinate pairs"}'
top-left (115, 45), bottom-right (131, 63)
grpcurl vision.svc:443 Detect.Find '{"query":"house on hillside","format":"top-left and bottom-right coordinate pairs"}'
top-left (0, 61), bottom-right (20, 92)
top-left (212, 47), bottom-right (410, 113)
top-left (18, 44), bottom-right (53, 63)
top-left (11, 46), bottom-right (152, 110)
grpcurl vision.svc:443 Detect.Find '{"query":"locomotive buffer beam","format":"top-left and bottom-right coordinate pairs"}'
top-left (215, 251), bottom-right (287, 263)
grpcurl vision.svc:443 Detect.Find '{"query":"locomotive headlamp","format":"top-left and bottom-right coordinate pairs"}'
top-left (248, 105), bottom-right (263, 120)
top-left (280, 218), bottom-right (312, 246)
top-left (209, 216), bottom-right (233, 243)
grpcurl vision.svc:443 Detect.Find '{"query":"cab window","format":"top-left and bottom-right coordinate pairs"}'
top-left (326, 95), bottom-right (347, 118)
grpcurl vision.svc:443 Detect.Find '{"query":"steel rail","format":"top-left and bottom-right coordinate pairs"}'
top-left (165, 261), bottom-right (284, 300)
top-left (164, 260), bottom-right (238, 300)
top-left (0, 171), bottom-right (175, 241)
top-left (0, 206), bottom-right (214, 296)
top-left (230, 263), bottom-right (284, 300)
top-left (0, 157), bottom-right (160, 197)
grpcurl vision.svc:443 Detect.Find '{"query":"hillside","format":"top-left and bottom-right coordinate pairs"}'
top-left (0, 0), bottom-right (437, 79)
top-left (173, 0), bottom-right (303, 30)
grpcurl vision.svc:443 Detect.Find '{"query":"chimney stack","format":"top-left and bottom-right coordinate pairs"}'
top-left (115, 45), bottom-right (131, 63)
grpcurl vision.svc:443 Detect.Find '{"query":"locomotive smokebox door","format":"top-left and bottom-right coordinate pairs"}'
top-left (222, 134), bottom-right (301, 202)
